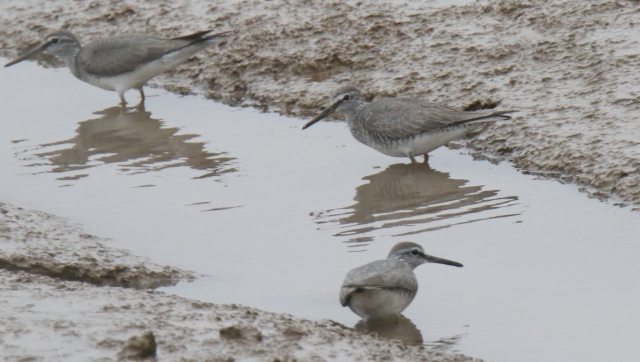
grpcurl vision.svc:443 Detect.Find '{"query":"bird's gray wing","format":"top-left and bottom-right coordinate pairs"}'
top-left (339, 259), bottom-right (417, 306)
top-left (362, 98), bottom-right (514, 139)
top-left (78, 36), bottom-right (189, 77)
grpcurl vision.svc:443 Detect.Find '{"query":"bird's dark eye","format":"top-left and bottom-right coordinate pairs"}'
top-left (50, 37), bottom-right (59, 44)
top-left (343, 95), bottom-right (351, 101)
top-left (410, 249), bottom-right (419, 256)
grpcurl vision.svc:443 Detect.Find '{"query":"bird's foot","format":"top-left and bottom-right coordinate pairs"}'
top-left (127, 99), bottom-right (144, 110)
top-left (126, 102), bottom-right (145, 111)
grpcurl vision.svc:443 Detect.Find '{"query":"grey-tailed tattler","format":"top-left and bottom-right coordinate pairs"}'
top-left (340, 242), bottom-right (462, 320)
top-left (303, 86), bottom-right (516, 163)
top-left (5, 29), bottom-right (230, 106)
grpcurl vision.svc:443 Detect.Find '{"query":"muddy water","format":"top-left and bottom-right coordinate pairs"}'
top-left (1, 61), bottom-right (639, 362)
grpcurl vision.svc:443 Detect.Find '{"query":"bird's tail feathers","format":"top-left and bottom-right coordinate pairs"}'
top-left (451, 110), bottom-right (517, 127)
top-left (167, 30), bottom-right (232, 54)
top-left (171, 30), bottom-right (216, 41)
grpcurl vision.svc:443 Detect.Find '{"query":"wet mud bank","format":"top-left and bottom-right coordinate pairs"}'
top-left (0, 269), bottom-right (482, 361)
top-left (0, 201), bottom-right (195, 289)
top-left (0, 202), bottom-right (480, 361)
top-left (2, 0), bottom-right (640, 205)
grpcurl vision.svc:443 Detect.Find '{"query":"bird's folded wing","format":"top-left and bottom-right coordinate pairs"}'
top-left (79, 36), bottom-right (184, 77)
top-left (339, 260), bottom-right (418, 306)
top-left (362, 98), bottom-right (513, 139)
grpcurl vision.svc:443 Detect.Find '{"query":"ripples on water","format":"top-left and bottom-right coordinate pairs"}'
top-left (310, 163), bottom-right (520, 247)
top-left (16, 106), bottom-right (236, 179)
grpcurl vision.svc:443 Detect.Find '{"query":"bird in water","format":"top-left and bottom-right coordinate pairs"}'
top-left (340, 242), bottom-right (463, 321)
top-left (303, 86), bottom-right (516, 164)
top-left (5, 29), bottom-right (230, 106)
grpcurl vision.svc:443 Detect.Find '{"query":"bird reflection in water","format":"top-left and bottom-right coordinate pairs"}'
top-left (355, 315), bottom-right (466, 350)
top-left (311, 163), bottom-right (519, 242)
top-left (21, 106), bottom-right (236, 179)
top-left (355, 314), bottom-right (424, 346)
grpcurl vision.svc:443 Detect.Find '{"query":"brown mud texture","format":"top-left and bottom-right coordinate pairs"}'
top-left (2, 0), bottom-right (640, 205)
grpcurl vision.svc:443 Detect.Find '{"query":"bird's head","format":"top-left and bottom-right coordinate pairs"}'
top-left (5, 30), bottom-right (80, 67)
top-left (388, 242), bottom-right (463, 270)
top-left (302, 86), bottom-right (365, 129)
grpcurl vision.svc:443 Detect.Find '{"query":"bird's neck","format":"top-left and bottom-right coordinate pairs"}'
top-left (57, 47), bottom-right (82, 78)
top-left (343, 101), bottom-right (368, 130)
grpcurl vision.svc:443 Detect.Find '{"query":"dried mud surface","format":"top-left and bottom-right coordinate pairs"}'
top-left (2, 0), bottom-right (640, 205)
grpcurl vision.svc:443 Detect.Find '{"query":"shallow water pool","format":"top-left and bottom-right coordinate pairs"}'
top-left (1, 60), bottom-right (639, 362)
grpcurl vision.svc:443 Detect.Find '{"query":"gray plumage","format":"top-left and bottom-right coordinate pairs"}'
top-left (340, 258), bottom-right (418, 306)
top-left (5, 29), bottom-right (230, 105)
top-left (76, 30), bottom-right (212, 76)
top-left (303, 86), bottom-right (516, 163)
top-left (340, 241), bottom-right (463, 320)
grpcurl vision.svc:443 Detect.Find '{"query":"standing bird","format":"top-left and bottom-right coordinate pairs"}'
top-left (4, 29), bottom-right (230, 106)
top-left (340, 242), bottom-right (463, 321)
top-left (303, 86), bottom-right (516, 163)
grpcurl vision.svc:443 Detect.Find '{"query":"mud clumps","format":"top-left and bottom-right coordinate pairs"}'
top-left (220, 326), bottom-right (244, 340)
top-left (119, 331), bottom-right (157, 360)
top-left (463, 100), bottom-right (500, 112)
top-left (219, 325), bottom-right (263, 342)
top-left (282, 327), bottom-right (306, 340)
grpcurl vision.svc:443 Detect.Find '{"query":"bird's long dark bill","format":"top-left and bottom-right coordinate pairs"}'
top-left (423, 253), bottom-right (463, 267)
top-left (4, 42), bottom-right (50, 67)
top-left (302, 100), bottom-right (341, 130)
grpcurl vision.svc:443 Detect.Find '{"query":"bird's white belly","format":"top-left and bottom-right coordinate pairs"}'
top-left (377, 127), bottom-right (472, 158)
top-left (347, 288), bottom-right (415, 320)
top-left (81, 50), bottom-right (199, 93)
